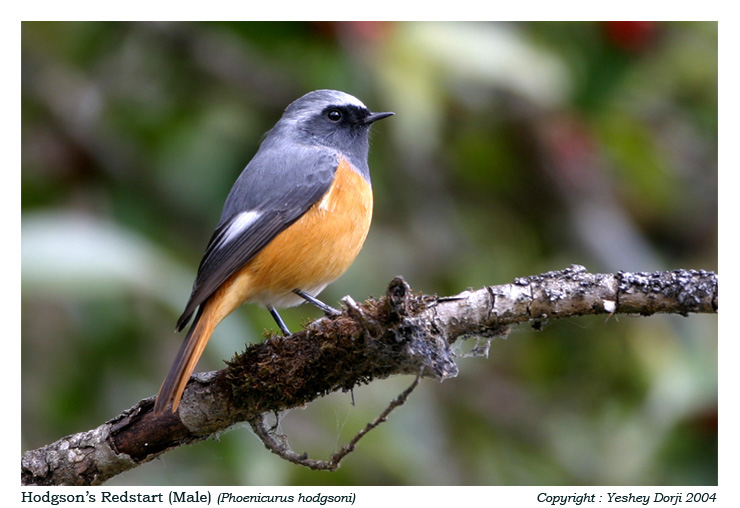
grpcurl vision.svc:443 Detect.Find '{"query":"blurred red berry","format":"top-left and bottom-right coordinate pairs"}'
top-left (604, 21), bottom-right (658, 52)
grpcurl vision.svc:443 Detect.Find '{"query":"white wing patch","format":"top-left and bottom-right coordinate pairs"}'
top-left (222, 210), bottom-right (261, 244)
top-left (317, 185), bottom-right (336, 212)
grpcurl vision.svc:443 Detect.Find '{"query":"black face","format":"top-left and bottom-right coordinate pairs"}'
top-left (317, 104), bottom-right (393, 132)
top-left (322, 104), bottom-right (371, 128)
top-left (298, 104), bottom-right (373, 155)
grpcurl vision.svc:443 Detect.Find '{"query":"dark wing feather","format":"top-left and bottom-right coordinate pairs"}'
top-left (176, 145), bottom-right (338, 331)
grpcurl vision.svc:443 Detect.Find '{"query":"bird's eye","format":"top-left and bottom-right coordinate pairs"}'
top-left (327, 109), bottom-right (342, 122)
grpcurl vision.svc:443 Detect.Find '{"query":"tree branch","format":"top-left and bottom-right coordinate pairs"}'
top-left (21, 266), bottom-right (717, 486)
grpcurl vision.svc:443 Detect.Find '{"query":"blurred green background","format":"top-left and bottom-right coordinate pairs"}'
top-left (21, 21), bottom-right (717, 486)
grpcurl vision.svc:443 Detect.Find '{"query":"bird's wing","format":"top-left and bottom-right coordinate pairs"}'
top-left (176, 145), bottom-right (338, 330)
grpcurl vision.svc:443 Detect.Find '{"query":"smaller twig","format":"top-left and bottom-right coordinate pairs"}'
top-left (249, 373), bottom-right (422, 471)
top-left (248, 415), bottom-right (334, 470)
top-left (329, 373), bottom-right (421, 466)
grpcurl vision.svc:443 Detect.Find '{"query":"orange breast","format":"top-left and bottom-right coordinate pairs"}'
top-left (210, 158), bottom-right (373, 318)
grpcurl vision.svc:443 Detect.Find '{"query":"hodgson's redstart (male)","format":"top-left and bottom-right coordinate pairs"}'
top-left (154, 89), bottom-right (393, 414)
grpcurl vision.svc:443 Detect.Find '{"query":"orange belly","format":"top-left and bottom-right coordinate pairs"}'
top-left (209, 158), bottom-right (373, 320)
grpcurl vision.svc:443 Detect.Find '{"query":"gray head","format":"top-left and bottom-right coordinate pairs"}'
top-left (273, 90), bottom-right (393, 169)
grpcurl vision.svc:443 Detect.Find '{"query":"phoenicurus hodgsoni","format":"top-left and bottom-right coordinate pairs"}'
top-left (154, 89), bottom-right (393, 414)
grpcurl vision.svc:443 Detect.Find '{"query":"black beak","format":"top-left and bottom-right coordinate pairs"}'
top-left (363, 111), bottom-right (394, 124)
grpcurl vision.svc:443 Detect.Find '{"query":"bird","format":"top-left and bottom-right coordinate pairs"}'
top-left (153, 89), bottom-right (393, 414)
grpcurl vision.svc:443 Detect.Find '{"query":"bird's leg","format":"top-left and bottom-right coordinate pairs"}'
top-left (267, 306), bottom-right (291, 336)
top-left (293, 289), bottom-right (341, 316)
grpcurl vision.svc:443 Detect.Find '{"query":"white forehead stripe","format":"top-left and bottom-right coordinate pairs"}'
top-left (326, 90), bottom-right (367, 109)
top-left (222, 210), bottom-right (261, 244)
top-left (282, 90), bottom-right (372, 124)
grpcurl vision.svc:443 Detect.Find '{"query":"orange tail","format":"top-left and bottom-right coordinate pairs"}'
top-left (153, 305), bottom-right (219, 414)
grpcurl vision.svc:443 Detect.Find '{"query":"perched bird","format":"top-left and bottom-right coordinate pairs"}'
top-left (154, 90), bottom-right (393, 414)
